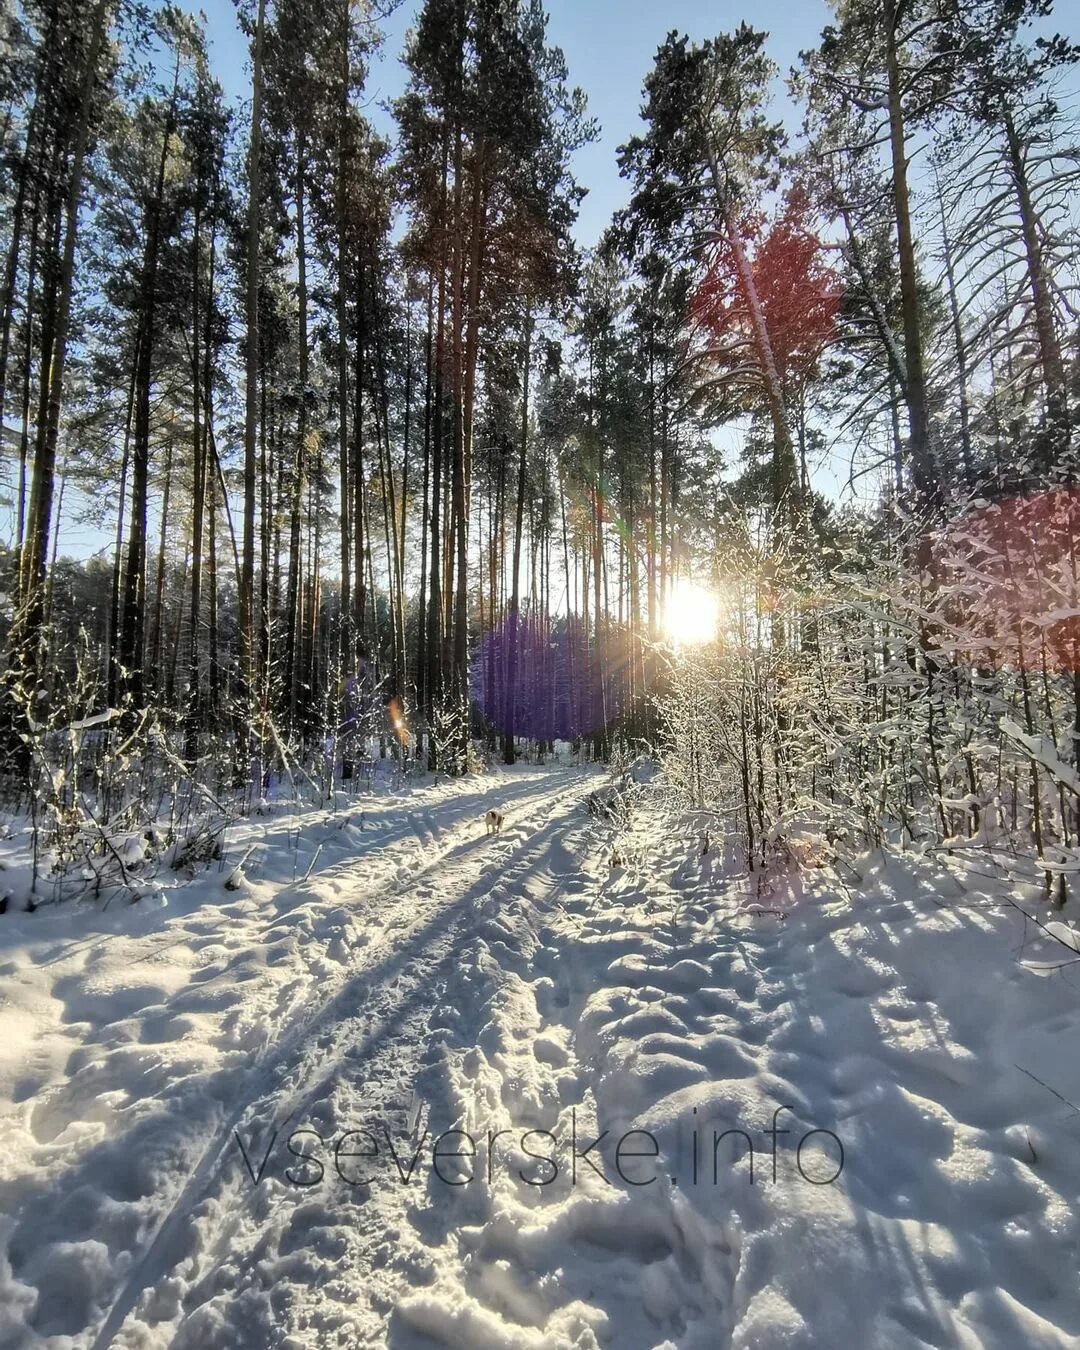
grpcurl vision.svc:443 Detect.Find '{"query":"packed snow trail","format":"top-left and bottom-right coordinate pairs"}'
top-left (3, 765), bottom-right (1080, 1347)
top-left (0, 765), bottom-right (600, 1347)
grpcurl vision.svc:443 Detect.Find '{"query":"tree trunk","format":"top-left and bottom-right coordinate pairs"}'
top-left (120, 48), bottom-right (180, 710)
top-left (502, 314), bottom-right (531, 765)
top-left (240, 0), bottom-right (267, 743)
top-left (882, 0), bottom-right (935, 508)
top-left (1003, 107), bottom-right (1069, 465)
top-left (285, 133), bottom-right (309, 732)
top-left (13, 0), bottom-right (112, 708)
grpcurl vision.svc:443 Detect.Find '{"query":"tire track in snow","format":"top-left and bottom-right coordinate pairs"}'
top-left (89, 768), bottom-right (596, 1349)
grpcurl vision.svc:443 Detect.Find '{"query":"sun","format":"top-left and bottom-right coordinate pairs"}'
top-left (664, 577), bottom-right (720, 647)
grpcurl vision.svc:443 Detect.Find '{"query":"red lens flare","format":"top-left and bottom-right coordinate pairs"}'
top-left (934, 488), bottom-right (1080, 673)
top-left (689, 187), bottom-right (842, 398)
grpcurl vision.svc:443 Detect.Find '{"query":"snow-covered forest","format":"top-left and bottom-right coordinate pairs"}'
top-left (1, 0), bottom-right (1080, 1344)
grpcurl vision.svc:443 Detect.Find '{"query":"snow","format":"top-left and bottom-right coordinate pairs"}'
top-left (1, 764), bottom-right (1079, 1346)
top-left (1001, 718), bottom-right (1080, 795)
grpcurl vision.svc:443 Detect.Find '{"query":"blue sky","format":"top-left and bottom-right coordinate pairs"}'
top-left (201, 0), bottom-right (835, 248)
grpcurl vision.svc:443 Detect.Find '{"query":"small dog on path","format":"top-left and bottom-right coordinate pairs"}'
top-left (485, 809), bottom-right (504, 836)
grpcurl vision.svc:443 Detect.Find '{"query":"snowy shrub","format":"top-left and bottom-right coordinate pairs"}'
top-left (651, 495), bottom-right (1080, 895)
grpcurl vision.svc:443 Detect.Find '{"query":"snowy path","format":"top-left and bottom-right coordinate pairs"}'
top-left (378, 801), bottom-right (1080, 1350)
top-left (3, 766), bottom-right (1080, 1348)
top-left (0, 765), bottom-right (600, 1347)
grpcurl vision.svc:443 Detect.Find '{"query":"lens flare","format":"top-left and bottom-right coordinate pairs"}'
top-left (934, 487), bottom-right (1080, 673)
top-left (387, 696), bottom-right (410, 747)
top-left (664, 579), bottom-right (720, 647)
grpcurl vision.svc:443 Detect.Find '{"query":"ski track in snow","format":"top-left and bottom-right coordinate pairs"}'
top-left (2, 765), bottom-right (1080, 1348)
top-left (0, 766), bottom-right (597, 1349)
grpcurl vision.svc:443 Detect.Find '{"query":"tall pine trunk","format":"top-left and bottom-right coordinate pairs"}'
top-left (240, 0), bottom-right (267, 758)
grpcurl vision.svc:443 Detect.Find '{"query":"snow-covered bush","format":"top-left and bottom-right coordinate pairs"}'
top-left (654, 494), bottom-right (1080, 896)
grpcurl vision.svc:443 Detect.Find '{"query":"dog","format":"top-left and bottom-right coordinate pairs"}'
top-left (485, 809), bottom-right (504, 836)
